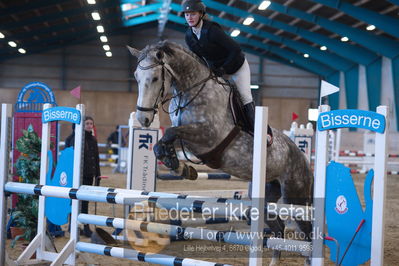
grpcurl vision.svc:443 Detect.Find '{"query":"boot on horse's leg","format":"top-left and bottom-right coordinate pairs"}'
top-left (243, 101), bottom-right (273, 146)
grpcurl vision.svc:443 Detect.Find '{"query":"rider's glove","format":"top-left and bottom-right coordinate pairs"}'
top-left (213, 67), bottom-right (225, 77)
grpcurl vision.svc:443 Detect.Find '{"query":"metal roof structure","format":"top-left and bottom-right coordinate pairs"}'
top-left (1, 0), bottom-right (398, 76)
top-left (1, 0), bottom-right (399, 127)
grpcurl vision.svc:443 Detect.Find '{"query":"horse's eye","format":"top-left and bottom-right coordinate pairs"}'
top-left (152, 77), bottom-right (158, 82)
top-left (156, 51), bottom-right (163, 60)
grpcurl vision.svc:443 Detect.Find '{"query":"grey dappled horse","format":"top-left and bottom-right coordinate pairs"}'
top-left (128, 41), bottom-right (313, 265)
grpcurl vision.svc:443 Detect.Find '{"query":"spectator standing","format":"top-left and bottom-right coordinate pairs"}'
top-left (65, 116), bottom-right (101, 237)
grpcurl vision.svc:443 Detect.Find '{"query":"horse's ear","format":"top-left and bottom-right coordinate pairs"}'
top-left (127, 45), bottom-right (140, 58)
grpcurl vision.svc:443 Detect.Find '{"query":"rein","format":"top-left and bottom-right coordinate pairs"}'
top-left (136, 49), bottom-right (237, 166)
top-left (164, 72), bottom-right (213, 116)
top-left (136, 55), bottom-right (215, 116)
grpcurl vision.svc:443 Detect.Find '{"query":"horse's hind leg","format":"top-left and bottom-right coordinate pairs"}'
top-left (280, 169), bottom-right (313, 266)
top-left (281, 174), bottom-right (313, 241)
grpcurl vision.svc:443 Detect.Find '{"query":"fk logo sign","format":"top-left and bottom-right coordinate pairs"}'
top-left (139, 133), bottom-right (153, 150)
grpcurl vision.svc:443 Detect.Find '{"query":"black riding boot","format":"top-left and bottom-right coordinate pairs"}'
top-left (243, 102), bottom-right (255, 135)
top-left (243, 102), bottom-right (273, 145)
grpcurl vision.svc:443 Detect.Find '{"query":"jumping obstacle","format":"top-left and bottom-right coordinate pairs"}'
top-left (0, 105), bottom-right (314, 266)
top-left (1, 103), bottom-right (389, 265)
top-left (77, 213), bottom-right (311, 256)
top-left (1, 103), bottom-right (84, 265)
top-left (312, 105), bottom-right (389, 266)
top-left (0, 104), bottom-right (230, 266)
top-left (5, 182), bottom-right (311, 222)
top-left (158, 172), bottom-right (232, 180)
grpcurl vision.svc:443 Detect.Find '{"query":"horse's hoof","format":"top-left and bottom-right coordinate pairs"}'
top-left (182, 165), bottom-right (198, 180)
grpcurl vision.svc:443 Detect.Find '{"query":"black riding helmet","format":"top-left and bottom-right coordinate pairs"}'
top-left (181, 0), bottom-right (206, 13)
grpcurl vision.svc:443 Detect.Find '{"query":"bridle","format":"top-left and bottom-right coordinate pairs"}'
top-left (135, 52), bottom-right (215, 116)
top-left (135, 58), bottom-right (171, 114)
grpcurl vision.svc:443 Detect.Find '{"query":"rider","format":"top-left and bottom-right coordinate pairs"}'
top-left (181, 0), bottom-right (256, 135)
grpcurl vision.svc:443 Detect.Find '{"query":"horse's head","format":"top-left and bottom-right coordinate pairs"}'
top-left (128, 42), bottom-right (176, 127)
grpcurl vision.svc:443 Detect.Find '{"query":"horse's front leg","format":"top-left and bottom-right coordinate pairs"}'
top-left (154, 124), bottom-right (206, 180)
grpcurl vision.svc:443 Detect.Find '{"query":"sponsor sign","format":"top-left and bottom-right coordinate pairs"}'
top-left (42, 106), bottom-right (81, 124)
top-left (131, 128), bottom-right (158, 191)
top-left (317, 109), bottom-right (385, 133)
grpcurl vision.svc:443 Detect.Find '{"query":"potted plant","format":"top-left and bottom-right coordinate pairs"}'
top-left (10, 125), bottom-right (41, 247)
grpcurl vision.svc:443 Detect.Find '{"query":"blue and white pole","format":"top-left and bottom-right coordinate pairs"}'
top-left (76, 242), bottom-right (231, 266)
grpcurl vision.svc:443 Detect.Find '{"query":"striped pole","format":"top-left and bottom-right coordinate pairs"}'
top-left (78, 185), bottom-right (312, 221)
top-left (79, 214), bottom-right (250, 245)
top-left (77, 214), bottom-right (312, 256)
top-left (76, 242), bottom-right (231, 266)
top-left (4, 183), bottom-right (250, 219)
top-left (4, 182), bottom-right (312, 221)
top-left (161, 190), bottom-right (249, 201)
top-left (158, 173), bottom-right (231, 180)
top-left (79, 185), bottom-right (249, 205)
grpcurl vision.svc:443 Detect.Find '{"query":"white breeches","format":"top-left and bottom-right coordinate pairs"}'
top-left (228, 59), bottom-right (252, 105)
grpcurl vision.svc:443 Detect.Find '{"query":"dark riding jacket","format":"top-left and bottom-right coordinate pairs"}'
top-left (185, 20), bottom-right (245, 75)
top-left (65, 130), bottom-right (101, 183)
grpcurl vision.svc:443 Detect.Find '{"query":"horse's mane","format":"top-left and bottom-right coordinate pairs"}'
top-left (140, 41), bottom-right (205, 66)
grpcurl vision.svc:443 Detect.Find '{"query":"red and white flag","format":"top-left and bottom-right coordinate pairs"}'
top-left (70, 85), bottom-right (81, 99)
